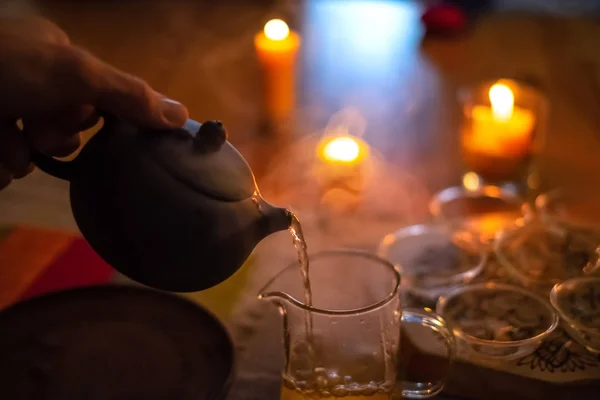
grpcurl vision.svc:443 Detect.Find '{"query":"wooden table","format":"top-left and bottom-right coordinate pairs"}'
top-left (2, 1), bottom-right (600, 399)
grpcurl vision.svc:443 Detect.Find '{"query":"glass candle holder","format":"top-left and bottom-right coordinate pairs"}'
top-left (458, 79), bottom-right (548, 194)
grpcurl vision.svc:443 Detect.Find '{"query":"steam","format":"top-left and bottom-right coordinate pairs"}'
top-left (258, 108), bottom-right (431, 248)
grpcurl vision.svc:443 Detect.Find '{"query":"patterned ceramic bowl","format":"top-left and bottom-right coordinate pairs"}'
top-left (536, 188), bottom-right (600, 230)
top-left (495, 220), bottom-right (600, 292)
top-left (378, 223), bottom-right (486, 302)
top-left (550, 276), bottom-right (600, 354)
top-left (436, 282), bottom-right (559, 360)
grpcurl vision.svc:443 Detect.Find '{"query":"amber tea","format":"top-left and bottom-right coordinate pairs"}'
top-left (281, 377), bottom-right (390, 400)
top-left (281, 385), bottom-right (389, 400)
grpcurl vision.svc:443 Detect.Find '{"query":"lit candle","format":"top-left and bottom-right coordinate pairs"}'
top-left (313, 133), bottom-right (370, 213)
top-left (321, 136), bottom-right (362, 163)
top-left (317, 135), bottom-right (369, 165)
top-left (465, 82), bottom-right (535, 159)
top-left (314, 134), bottom-right (370, 192)
top-left (462, 171), bottom-right (482, 191)
top-left (254, 19), bottom-right (301, 122)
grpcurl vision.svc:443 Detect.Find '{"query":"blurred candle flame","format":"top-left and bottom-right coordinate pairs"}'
top-left (489, 83), bottom-right (514, 121)
top-left (462, 172), bottom-right (481, 191)
top-left (264, 19), bottom-right (289, 41)
top-left (322, 136), bottom-right (361, 163)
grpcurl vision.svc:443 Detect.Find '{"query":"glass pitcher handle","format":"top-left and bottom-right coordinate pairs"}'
top-left (394, 308), bottom-right (456, 399)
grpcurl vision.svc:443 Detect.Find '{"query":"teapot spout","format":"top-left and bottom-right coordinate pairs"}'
top-left (261, 202), bottom-right (292, 235)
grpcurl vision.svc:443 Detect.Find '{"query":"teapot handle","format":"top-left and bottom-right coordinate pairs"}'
top-left (30, 150), bottom-right (75, 181)
top-left (29, 111), bottom-right (119, 181)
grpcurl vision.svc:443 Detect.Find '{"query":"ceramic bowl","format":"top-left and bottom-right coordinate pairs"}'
top-left (436, 282), bottom-right (559, 360)
top-left (429, 185), bottom-right (525, 246)
top-left (495, 220), bottom-right (600, 291)
top-left (378, 223), bottom-right (486, 301)
top-left (0, 285), bottom-right (235, 399)
top-left (550, 276), bottom-right (600, 354)
top-left (536, 187), bottom-right (600, 230)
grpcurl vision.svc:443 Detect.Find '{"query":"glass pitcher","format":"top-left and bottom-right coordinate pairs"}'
top-left (259, 249), bottom-right (455, 399)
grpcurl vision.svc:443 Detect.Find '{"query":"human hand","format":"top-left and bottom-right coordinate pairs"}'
top-left (0, 16), bottom-right (189, 189)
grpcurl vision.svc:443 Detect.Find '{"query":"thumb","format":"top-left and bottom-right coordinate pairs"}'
top-left (67, 47), bottom-right (189, 128)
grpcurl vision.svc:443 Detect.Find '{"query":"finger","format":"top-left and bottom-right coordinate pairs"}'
top-left (27, 129), bottom-right (81, 158)
top-left (49, 134), bottom-right (81, 158)
top-left (62, 47), bottom-right (189, 128)
top-left (44, 105), bottom-right (99, 132)
top-left (0, 120), bottom-right (31, 177)
top-left (0, 165), bottom-right (13, 190)
top-left (24, 105), bottom-right (94, 157)
top-left (73, 106), bottom-right (100, 132)
top-left (2, 43), bottom-right (188, 128)
top-left (26, 123), bottom-right (82, 158)
top-left (30, 17), bottom-right (70, 45)
top-left (0, 16), bottom-right (70, 45)
top-left (18, 163), bottom-right (35, 179)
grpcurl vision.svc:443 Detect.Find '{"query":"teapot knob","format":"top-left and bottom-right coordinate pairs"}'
top-left (194, 120), bottom-right (228, 152)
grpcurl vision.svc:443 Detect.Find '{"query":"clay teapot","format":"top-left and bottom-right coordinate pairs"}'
top-left (32, 114), bottom-right (291, 292)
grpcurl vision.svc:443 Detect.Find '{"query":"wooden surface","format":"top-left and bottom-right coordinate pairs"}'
top-left (2, 1), bottom-right (600, 399)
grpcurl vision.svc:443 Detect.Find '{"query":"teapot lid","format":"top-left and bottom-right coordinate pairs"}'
top-left (145, 119), bottom-right (255, 202)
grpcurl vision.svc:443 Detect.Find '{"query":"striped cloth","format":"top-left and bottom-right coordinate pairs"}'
top-left (0, 225), bottom-right (114, 309)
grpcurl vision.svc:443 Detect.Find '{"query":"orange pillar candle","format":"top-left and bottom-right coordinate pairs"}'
top-left (254, 19), bottom-right (301, 122)
top-left (461, 82), bottom-right (536, 182)
top-left (472, 83), bottom-right (535, 157)
top-left (465, 83), bottom-right (535, 158)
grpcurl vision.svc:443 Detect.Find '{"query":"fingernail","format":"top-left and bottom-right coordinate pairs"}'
top-left (159, 98), bottom-right (189, 127)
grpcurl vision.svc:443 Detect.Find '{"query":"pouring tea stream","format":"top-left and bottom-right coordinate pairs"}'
top-left (31, 113), bottom-right (292, 292)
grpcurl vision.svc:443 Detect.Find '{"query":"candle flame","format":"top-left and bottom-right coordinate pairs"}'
top-left (264, 19), bottom-right (290, 41)
top-left (322, 136), bottom-right (361, 163)
top-left (489, 83), bottom-right (514, 121)
top-left (462, 172), bottom-right (481, 191)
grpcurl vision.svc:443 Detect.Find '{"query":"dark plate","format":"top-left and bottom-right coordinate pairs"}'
top-left (0, 285), bottom-right (234, 400)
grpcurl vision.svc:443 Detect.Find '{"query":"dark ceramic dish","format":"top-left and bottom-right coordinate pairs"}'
top-left (0, 285), bottom-right (235, 399)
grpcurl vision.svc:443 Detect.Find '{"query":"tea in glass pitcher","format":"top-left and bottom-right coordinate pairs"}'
top-left (259, 250), bottom-right (455, 400)
top-left (281, 385), bottom-right (389, 400)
